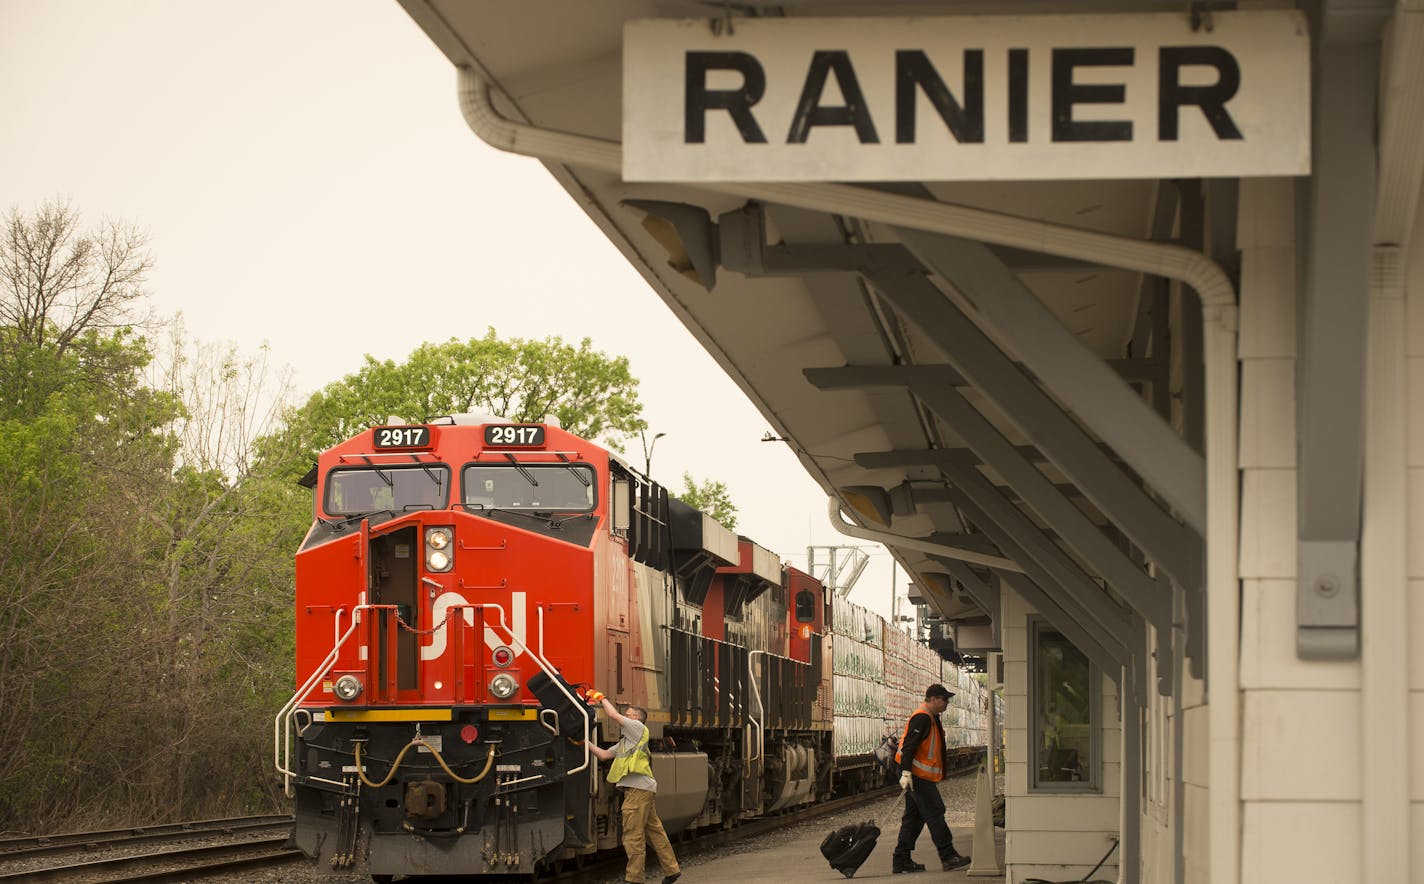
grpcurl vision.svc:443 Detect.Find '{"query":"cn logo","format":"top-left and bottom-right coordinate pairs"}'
top-left (419, 591), bottom-right (527, 661)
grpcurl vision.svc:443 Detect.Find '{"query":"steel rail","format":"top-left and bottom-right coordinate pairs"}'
top-left (0, 815), bottom-right (291, 859)
top-left (0, 835), bottom-right (298, 882)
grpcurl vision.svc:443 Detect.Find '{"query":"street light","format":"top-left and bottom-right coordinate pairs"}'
top-left (641, 430), bottom-right (666, 477)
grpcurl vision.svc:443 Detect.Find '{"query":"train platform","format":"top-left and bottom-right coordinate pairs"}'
top-left (671, 823), bottom-right (1005, 882)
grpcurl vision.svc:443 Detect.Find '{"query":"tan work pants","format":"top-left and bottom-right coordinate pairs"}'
top-left (619, 786), bottom-right (679, 883)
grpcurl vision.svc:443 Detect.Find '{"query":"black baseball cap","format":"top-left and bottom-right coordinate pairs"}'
top-left (925, 683), bottom-right (954, 701)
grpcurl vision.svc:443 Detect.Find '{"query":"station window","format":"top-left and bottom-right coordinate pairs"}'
top-left (1029, 619), bottom-right (1100, 792)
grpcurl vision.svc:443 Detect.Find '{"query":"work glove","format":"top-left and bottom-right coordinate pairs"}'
top-left (585, 689), bottom-right (605, 705)
top-left (899, 771), bottom-right (912, 791)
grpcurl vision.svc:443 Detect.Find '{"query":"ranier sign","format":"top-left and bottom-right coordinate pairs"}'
top-left (622, 12), bottom-right (1309, 182)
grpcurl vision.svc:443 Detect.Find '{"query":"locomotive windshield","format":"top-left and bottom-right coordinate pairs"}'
top-left (325, 465), bottom-right (450, 515)
top-left (462, 464), bottom-right (596, 511)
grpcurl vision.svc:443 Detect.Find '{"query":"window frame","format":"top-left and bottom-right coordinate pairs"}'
top-left (458, 462), bottom-right (598, 513)
top-left (323, 464), bottom-right (451, 516)
top-left (1028, 616), bottom-right (1102, 793)
top-left (794, 589), bottom-right (816, 624)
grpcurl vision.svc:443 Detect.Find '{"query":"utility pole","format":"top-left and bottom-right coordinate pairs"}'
top-left (891, 559), bottom-right (898, 629)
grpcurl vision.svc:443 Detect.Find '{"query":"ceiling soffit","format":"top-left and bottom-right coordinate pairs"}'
top-left (402, 1), bottom-right (1213, 664)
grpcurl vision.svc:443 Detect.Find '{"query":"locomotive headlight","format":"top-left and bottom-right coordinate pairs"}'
top-left (425, 528), bottom-right (453, 572)
top-left (488, 673), bottom-right (519, 700)
top-left (333, 675), bottom-right (363, 702)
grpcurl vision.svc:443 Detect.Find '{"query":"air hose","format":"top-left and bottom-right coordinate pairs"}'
top-left (354, 739), bottom-right (497, 787)
top-left (1022, 836), bottom-right (1118, 884)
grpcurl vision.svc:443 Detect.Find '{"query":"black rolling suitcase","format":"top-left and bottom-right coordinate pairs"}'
top-left (820, 772), bottom-right (905, 879)
top-left (819, 820), bottom-right (882, 879)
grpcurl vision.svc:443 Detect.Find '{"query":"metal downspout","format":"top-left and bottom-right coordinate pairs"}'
top-left (825, 498), bottom-right (1024, 572)
top-left (1173, 588), bottom-right (1186, 884)
top-left (456, 67), bottom-right (1241, 884)
top-left (1364, 3), bottom-right (1424, 880)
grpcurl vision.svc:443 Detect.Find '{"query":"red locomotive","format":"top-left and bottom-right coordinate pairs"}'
top-left (275, 415), bottom-right (837, 879)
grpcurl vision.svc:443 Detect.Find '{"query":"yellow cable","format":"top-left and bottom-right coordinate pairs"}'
top-left (353, 738), bottom-right (498, 787)
top-left (354, 739), bottom-right (422, 789)
top-left (417, 739), bottom-right (498, 784)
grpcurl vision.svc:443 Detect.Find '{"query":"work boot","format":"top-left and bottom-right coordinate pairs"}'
top-left (892, 858), bottom-right (926, 874)
top-left (662, 874), bottom-right (681, 884)
top-left (942, 853), bottom-right (971, 871)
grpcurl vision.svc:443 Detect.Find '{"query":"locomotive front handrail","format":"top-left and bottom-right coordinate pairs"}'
top-left (278, 601), bottom-right (592, 795)
top-left (538, 708), bottom-right (559, 734)
top-left (477, 601), bottom-right (594, 790)
top-left (748, 650), bottom-right (766, 763)
top-left (274, 604), bottom-right (369, 796)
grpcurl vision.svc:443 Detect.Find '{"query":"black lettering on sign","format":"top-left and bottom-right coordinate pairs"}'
top-left (1008, 48), bottom-right (1029, 143)
top-left (684, 51), bottom-right (768, 144)
top-left (1159, 46), bottom-right (1243, 141)
top-left (1052, 47), bottom-right (1134, 142)
top-left (895, 49), bottom-right (984, 144)
top-left (787, 50), bottom-right (880, 144)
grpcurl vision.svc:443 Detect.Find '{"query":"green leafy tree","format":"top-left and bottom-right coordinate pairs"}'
top-left (678, 472), bottom-right (738, 531)
top-left (260, 330), bottom-right (646, 478)
top-left (0, 199), bottom-right (153, 420)
top-left (0, 201), bottom-right (181, 827)
top-left (142, 327), bottom-right (304, 813)
top-left (0, 203), bottom-right (300, 827)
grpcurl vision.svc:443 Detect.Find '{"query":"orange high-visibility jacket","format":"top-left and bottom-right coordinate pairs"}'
top-left (895, 703), bottom-right (945, 782)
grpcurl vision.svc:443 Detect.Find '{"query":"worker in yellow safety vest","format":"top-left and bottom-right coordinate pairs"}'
top-left (585, 690), bottom-right (682, 884)
top-left (892, 683), bottom-right (971, 874)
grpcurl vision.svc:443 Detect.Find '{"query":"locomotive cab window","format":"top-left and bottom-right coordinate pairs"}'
top-left (795, 589), bottom-right (816, 623)
top-left (325, 465), bottom-right (449, 516)
top-left (461, 464), bottom-right (596, 511)
top-left (611, 478), bottom-right (631, 532)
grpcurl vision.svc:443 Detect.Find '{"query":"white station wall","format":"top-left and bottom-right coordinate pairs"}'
top-left (1233, 177), bottom-right (1369, 880)
top-left (1000, 584), bottom-right (1121, 884)
top-left (1405, 187), bottom-right (1424, 884)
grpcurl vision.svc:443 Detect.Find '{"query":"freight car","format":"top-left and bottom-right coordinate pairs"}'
top-left (274, 415), bottom-right (988, 880)
top-left (830, 598), bottom-right (993, 791)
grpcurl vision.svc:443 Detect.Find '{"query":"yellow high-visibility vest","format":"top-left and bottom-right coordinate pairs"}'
top-left (607, 726), bottom-right (654, 784)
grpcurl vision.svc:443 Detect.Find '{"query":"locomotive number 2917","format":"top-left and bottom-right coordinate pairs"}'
top-left (372, 426), bottom-right (431, 449)
top-left (484, 425), bottom-right (545, 447)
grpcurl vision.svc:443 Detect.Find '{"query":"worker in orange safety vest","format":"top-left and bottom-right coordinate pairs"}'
top-left (892, 683), bottom-right (971, 874)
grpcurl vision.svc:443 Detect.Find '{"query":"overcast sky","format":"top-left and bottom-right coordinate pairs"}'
top-left (0, 0), bottom-right (908, 620)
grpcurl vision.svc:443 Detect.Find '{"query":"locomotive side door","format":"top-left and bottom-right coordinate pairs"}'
top-left (370, 526), bottom-right (420, 692)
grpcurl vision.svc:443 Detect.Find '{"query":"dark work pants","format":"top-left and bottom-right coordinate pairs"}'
top-left (893, 776), bottom-right (957, 862)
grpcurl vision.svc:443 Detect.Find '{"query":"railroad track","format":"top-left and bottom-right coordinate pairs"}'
top-left (0, 815), bottom-right (292, 861)
top-left (0, 816), bottom-right (299, 883)
top-left (0, 765), bottom-right (983, 881)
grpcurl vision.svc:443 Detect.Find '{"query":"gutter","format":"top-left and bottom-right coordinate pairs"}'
top-left (456, 66), bottom-right (1241, 884)
top-left (824, 497), bottom-right (1024, 573)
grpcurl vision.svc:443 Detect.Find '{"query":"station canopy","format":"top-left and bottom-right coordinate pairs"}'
top-left (398, 0), bottom-right (1318, 657)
